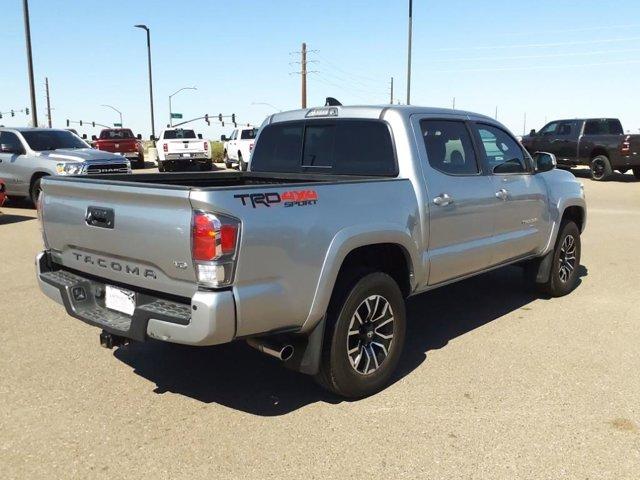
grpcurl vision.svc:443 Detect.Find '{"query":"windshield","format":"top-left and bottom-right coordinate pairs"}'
top-left (100, 129), bottom-right (134, 140)
top-left (163, 129), bottom-right (196, 139)
top-left (21, 130), bottom-right (89, 151)
top-left (240, 128), bottom-right (258, 140)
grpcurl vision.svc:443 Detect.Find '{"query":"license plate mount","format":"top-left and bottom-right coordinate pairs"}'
top-left (105, 285), bottom-right (136, 316)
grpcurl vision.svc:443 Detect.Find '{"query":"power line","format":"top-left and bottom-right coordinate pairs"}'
top-left (428, 47), bottom-right (640, 63)
top-left (431, 58), bottom-right (640, 74)
top-left (433, 35), bottom-right (640, 52)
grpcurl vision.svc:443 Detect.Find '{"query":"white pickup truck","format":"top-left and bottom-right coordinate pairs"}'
top-left (222, 126), bottom-right (258, 171)
top-left (157, 128), bottom-right (212, 172)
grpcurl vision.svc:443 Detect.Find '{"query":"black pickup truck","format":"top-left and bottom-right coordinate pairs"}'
top-left (521, 118), bottom-right (640, 181)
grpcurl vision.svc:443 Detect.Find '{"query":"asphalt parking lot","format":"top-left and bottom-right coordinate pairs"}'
top-left (1, 167), bottom-right (639, 479)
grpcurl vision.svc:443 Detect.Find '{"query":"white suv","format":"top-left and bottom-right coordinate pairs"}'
top-left (222, 126), bottom-right (258, 171)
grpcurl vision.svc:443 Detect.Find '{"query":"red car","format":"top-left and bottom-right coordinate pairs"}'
top-left (91, 128), bottom-right (145, 169)
top-left (0, 179), bottom-right (6, 209)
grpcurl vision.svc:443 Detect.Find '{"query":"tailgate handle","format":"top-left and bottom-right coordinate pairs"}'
top-left (86, 206), bottom-right (115, 229)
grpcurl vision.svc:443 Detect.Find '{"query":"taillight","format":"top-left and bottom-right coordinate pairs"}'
top-left (163, 143), bottom-right (168, 153)
top-left (621, 139), bottom-right (630, 155)
top-left (192, 211), bottom-right (240, 288)
top-left (204, 142), bottom-right (208, 151)
top-left (249, 142), bottom-right (254, 152)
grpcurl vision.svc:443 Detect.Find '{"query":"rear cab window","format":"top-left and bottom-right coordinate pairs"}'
top-left (163, 129), bottom-right (196, 140)
top-left (251, 119), bottom-right (397, 176)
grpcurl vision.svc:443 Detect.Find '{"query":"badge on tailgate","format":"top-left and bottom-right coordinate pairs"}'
top-left (86, 206), bottom-right (115, 229)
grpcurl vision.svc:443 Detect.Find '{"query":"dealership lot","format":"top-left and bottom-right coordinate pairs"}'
top-left (1, 169), bottom-right (639, 479)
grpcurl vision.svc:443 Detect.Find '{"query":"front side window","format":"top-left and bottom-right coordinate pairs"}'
top-left (540, 122), bottom-right (559, 135)
top-left (21, 130), bottom-right (88, 151)
top-left (0, 132), bottom-right (24, 152)
top-left (420, 120), bottom-right (478, 175)
top-left (475, 124), bottom-right (528, 174)
top-left (163, 129), bottom-right (196, 140)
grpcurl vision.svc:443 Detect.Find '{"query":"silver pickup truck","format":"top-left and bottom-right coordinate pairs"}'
top-left (36, 105), bottom-right (586, 398)
top-left (0, 128), bottom-right (132, 204)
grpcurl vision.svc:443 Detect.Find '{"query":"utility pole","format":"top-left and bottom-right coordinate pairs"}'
top-left (523, 112), bottom-right (527, 135)
top-left (452, 97), bottom-right (456, 109)
top-left (390, 77), bottom-right (394, 104)
top-left (495, 105), bottom-right (498, 120)
top-left (406, 0), bottom-right (413, 105)
top-left (135, 25), bottom-right (155, 141)
top-left (301, 42), bottom-right (307, 109)
top-left (22, 0), bottom-right (38, 127)
top-left (45, 77), bottom-right (52, 127)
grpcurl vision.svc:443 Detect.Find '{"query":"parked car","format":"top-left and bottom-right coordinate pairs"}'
top-left (156, 128), bottom-right (211, 172)
top-left (0, 179), bottom-right (6, 210)
top-left (0, 127), bottom-right (131, 204)
top-left (222, 126), bottom-right (258, 170)
top-left (35, 105), bottom-right (586, 398)
top-left (92, 129), bottom-right (145, 169)
top-left (521, 118), bottom-right (640, 181)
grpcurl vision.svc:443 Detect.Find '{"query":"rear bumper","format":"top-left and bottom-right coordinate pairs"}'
top-left (36, 251), bottom-right (235, 346)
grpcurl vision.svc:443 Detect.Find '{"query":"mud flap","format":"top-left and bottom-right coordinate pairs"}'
top-left (283, 317), bottom-right (326, 375)
top-left (528, 251), bottom-right (553, 284)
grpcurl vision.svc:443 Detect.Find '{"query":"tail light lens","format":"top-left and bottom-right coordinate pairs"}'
top-left (163, 143), bottom-right (168, 153)
top-left (249, 142), bottom-right (254, 153)
top-left (204, 142), bottom-right (209, 151)
top-left (192, 211), bottom-right (240, 288)
top-left (621, 139), bottom-right (630, 155)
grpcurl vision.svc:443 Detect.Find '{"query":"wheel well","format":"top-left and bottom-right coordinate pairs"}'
top-left (30, 172), bottom-right (49, 190)
top-left (562, 206), bottom-right (584, 231)
top-left (336, 244), bottom-right (412, 298)
top-left (590, 147), bottom-right (608, 160)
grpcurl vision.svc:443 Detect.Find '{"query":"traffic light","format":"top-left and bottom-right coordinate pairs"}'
top-left (79, 120), bottom-right (83, 126)
top-left (11, 110), bottom-right (15, 117)
top-left (66, 119), bottom-right (70, 127)
top-left (218, 113), bottom-right (223, 122)
top-left (25, 107), bottom-right (30, 115)
top-left (92, 121), bottom-right (95, 127)
top-left (0, 113), bottom-right (2, 119)
top-left (205, 114), bottom-right (210, 126)
top-left (232, 113), bottom-right (236, 127)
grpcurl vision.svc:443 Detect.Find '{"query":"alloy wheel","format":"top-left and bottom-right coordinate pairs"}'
top-left (558, 234), bottom-right (577, 283)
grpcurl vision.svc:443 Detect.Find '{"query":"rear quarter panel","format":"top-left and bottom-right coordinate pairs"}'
top-left (189, 178), bottom-right (422, 337)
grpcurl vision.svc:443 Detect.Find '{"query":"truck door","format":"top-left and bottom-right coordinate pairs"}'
top-left (414, 117), bottom-right (496, 285)
top-left (228, 130), bottom-right (238, 160)
top-left (0, 131), bottom-right (29, 196)
top-left (471, 123), bottom-right (549, 264)
top-left (553, 120), bottom-right (579, 163)
top-left (534, 121), bottom-right (560, 155)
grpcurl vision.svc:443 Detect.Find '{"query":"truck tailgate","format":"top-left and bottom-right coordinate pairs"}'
top-left (40, 178), bottom-right (197, 298)
top-left (165, 139), bottom-right (205, 154)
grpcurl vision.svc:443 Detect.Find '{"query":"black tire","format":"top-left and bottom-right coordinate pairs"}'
top-left (633, 167), bottom-right (640, 180)
top-left (30, 176), bottom-right (46, 206)
top-left (315, 272), bottom-right (406, 398)
top-left (158, 163), bottom-right (165, 172)
top-left (223, 151), bottom-right (232, 169)
top-left (238, 152), bottom-right (247, 171)
top-left (537, 221), bottom-right (581, 297)
top-left (590, 155), bottom-right (612, 181)
top-left (200, 160), bottom-right (213, 171)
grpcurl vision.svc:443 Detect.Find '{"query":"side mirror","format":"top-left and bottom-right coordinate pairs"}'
top-left (197, 133), bottom-right (203, 139)
top-left (91, 135), bottom-right (97, 141)
top-left (82, 134), bottom-right (88, 140)
top-left (529, 129), bottom-right (536, 136)
top-left (533, 151), bottom-right (557, 173)
top-left (220, 135), bottom-right (227, 142)
top-left (150, 135), bottom-right (155, 141)
top-left (136, 134), bottom-right (142, 140)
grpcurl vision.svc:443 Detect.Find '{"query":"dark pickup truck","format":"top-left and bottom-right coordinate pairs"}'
top-left (521, 118), bottom-right (640, 181)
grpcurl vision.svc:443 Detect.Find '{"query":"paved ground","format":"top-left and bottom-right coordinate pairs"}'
top-left (1, 168), bottom-right (639, 479)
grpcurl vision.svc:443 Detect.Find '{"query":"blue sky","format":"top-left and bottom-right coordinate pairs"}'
top-left (2, 0), bottom-right (640, 139)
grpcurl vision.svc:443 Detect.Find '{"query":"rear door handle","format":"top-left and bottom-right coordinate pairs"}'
top-left (495, 188), bottom-right (508, 201)
top-left (433, 193), bottom-right (453, 206)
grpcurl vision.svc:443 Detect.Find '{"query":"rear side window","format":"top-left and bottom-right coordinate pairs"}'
top-left (584, 119), bottom-right (623, 135)
top-left (251, 120), bottom-right (396, 176)
top-left (420, 120), bottom-right (478, 175)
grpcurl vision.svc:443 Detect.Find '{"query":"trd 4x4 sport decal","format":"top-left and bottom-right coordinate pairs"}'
top-left (234, 190), bottom-right (318, 208)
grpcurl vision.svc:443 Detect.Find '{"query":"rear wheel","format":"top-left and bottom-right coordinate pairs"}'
top-left (224, 150), bottom-right (232, 169)
top-left (315, 272), bottom-right (406, 398)
top-left (158, 162), bottom-right (166, 172)
top-left (590, 155), bottom-right (612, 181)
top-left (633, 167), bottom-right (640, 180)
top-left (238, 152), bottom-right (247, 171)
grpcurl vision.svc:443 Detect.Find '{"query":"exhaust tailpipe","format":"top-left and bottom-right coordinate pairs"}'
top-left (247, 338), bottom-right (294, 362)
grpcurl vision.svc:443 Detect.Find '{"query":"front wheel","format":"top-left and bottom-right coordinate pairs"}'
top-left (537, 221), bottom-right (581, 297)
top-left (30, 176), bottom-right (46, 206)
top-left (315, 272), bottom-right (406, 398)
top-left (590, 155), bottom-right (612, 181)
top-left (633, 167), bottom-right (640, 180)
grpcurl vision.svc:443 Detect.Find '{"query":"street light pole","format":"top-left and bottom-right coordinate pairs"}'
top-left (168, 87), bottom-right (197, 127)
top-left (134, 24), bottom-right (155, 141)
top-left (101, 104), bottom-right (123, 126)
top-left (22, 0), bottom-right (38, 127)
top-left (406, 0), bottom-right (413, 105)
